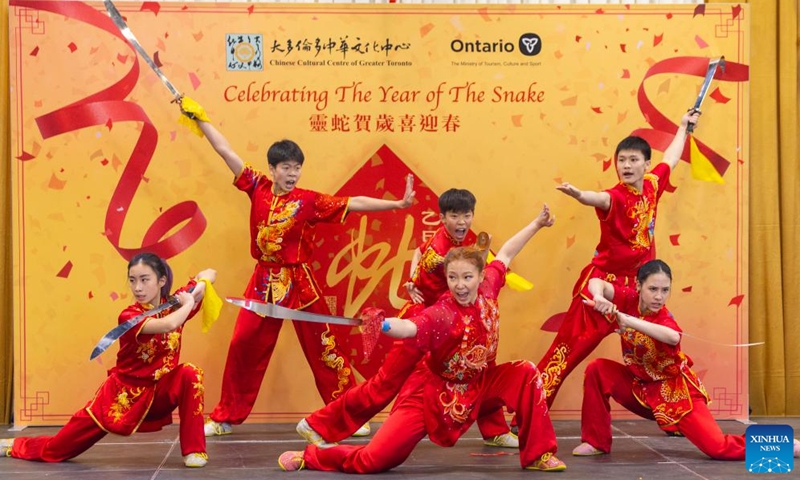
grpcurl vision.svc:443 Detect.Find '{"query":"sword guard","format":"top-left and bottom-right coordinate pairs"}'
top-left (477, 231), bottom-right (491, 250)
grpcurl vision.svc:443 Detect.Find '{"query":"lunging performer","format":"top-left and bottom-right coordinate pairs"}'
top-left (279, 204), bottom-right (566, 473)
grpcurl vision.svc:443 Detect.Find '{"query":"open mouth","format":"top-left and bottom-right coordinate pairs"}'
top-left (284, 180), bottom-right (297, 189)
top-left (454, 291), bottom-right (471, 302)
top-left (454, 228), bottom-right (467, 239)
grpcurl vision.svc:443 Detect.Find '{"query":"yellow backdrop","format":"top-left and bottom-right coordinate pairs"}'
top-left (9, 2), bottom-right (749, 425)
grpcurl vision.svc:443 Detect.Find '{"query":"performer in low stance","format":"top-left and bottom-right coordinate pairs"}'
top-left (279, 204), bottom-right (567, 473)
top-left (573, 259), bottom-right (800, 460)
top-left (297, 188), bottom-right (517, 450)
top-left (177, 98), bottom-right (415, 438)
top-left (1, 254), bottom-right (216, 468)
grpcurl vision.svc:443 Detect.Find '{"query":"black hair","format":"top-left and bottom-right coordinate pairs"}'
top-left (438, 188), bottom-right (476, 215)
top-left (614, 136), bottom-right (652, 161)
top-left (267, 139), bottom-right (305, 167)
top-left (128, 252), bottom-right (173, 299)
top-left (637, 259), bottom-right (672, 285)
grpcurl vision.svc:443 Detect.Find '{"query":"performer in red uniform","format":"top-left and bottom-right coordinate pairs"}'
top-left (536, 110), bottom-right (701, 407)
top-left (279, 204), bottom-right (567, 473)
top-left (573, 259), bottom-right (800, 460)
top-left (298, 189), bottom-right (515, 449)
top-left (180, 102), bottom-right (416, 437)
top-left (0, 254), bottom-right (215, 467)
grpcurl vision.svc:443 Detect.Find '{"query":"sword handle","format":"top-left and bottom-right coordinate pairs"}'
top-left (686, 108), bottom-right (700, 134)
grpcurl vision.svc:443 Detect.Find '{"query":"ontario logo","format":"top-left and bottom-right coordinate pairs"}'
top-left (450, 33), bottom-right (542, 57)
top-left (745, 425), bottom-right (794, 474)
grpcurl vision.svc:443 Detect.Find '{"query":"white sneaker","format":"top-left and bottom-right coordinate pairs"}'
top-left (183, 452), bottom-right (208, 467)
top-left (296, 418), bottom-right (337, 449)
top-left (483, 432), bottom-right (519, 448)
top-left (352, 423), bottom-right (371, 437)
top-left (0, 439), bottom-right (13, 457)
top-left (204, 419), bottom-right (233, 437)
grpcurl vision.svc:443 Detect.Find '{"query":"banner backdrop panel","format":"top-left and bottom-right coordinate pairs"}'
top-left (10, 2), bottom-right (749, 425)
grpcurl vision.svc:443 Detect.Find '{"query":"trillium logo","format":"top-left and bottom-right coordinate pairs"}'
top-left (518, 33), bottom-right (542, 56)
top-left (746, 425), bottom-right (794, 474)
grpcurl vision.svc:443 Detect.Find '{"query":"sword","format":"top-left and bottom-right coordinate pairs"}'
top-left (103, 0), bottom-right (182, 101)
top-left (688, 56), bottom-right (725, 133)
top-left (90, 293), bottom-right (185, 360)
top-left (226, 298), bottom-right (362, 326)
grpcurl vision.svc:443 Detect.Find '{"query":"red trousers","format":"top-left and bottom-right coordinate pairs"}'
top-left (303, 360), bottom-right (558, 473)
top-left (306, 340), bottom-right (510, 442)
top-left (581, 358), bottom-right (745, 460)
top-left (11, 364), bottom-right (206, 462)
top-left (210, 300), bottom-right (356, 424)
top-left (536, 265), bottom-right (629, 407)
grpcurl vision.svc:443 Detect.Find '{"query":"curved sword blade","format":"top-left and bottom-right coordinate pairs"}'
top-left (226, 297), bottom-right (361, 326)
top-left (693, 57), bottom-right (725, 111)
top-left (103, 0), bottom-right (182, 100)
top-left (89, 297), bottom-right (179, 360)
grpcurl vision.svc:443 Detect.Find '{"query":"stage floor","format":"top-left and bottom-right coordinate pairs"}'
top-left (1, 418), bottom-right (797, 479)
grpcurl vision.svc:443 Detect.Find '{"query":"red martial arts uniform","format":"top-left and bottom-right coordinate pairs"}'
top-left (537, 162), bottom-right (672, 406)
top-left (209, 164), bottom-right (356, 425)
top-left (11, 282), bottom-right (206, 462)
top-left (302, 261), bottom-right (558, 473)
top-left (306, 227), bottom-right (509, 442)
top-left (580, 286), bottom-right (745, 460)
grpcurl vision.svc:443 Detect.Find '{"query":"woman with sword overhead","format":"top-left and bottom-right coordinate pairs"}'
top-left (1, 254), bottom-right (216, 468)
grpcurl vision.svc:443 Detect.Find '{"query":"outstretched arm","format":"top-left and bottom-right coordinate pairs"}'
top-left (380, 317), bottom-right (418, 339)
top-left (661, 109), bottom-right (702, 171)
top-left (179, 98), bottom-right (245, 177)
top-left (556, 183), bottom-right (611, 211)
top-left (349, 174), bottom-right (416, 212)
top-left (494, 204), bottom-right (555, 267)
top-left (196, 121), bottom-right (245, 177)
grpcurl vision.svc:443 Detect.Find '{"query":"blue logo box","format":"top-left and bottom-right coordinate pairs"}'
top-left (746, 424), bottom-right (794, 474)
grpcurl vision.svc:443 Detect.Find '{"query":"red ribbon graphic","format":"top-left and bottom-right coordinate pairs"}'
top-left (12, 1), bottom-right (206, 260)
top-left (632, 56), bottom-right (749, 178)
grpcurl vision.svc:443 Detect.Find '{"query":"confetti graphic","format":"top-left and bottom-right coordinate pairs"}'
top-left (8, 1), bottom-right (750, 426)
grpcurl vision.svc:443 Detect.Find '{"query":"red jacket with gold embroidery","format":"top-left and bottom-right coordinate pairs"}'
top-left (591, 163), bottom-right (671, 280)
top-left (615, 286), bottom-right (709, 427)
top-left (85, 281), bottom-right (201, 435)
top-left (235, 164), bottom-right (349, 310)
top-left (401, 260), bottom-right (506, 447)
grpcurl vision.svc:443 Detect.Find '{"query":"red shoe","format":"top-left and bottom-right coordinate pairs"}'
top-left (525, 452), bottom-right (566, 472)
top-left (278, 451), bottom-right (305, 471)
